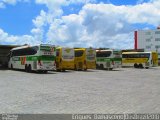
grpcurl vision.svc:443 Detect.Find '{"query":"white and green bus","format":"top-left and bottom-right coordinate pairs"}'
top-left (8, 44), bottom-right (56, 73)
top-left (96, 49), bottom-right (122, 70)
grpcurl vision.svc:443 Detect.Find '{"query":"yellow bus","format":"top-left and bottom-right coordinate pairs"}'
top-left (74, 48), bottom-right (96, 71)
top-left (122, 51), bottom-right (158, 69)
top-left (56, 47), bottom-right (75, 71)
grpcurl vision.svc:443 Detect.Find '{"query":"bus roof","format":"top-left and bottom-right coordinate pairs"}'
top-left (11, 45), bottom-right (30, 51)
top-left (11, 44), bottom-right (55, 51)
top-left (56, 47), bottom-right (74, 49)
top-left (122, 51), bottom-right (153, 54)
top-left (74, 48), bottom-right (85, 51)
top-left (96, 49), bottom-right (120, 52)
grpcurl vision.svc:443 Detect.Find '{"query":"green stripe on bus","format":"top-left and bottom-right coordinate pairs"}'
top-left (12, 56), bottom-right (56, 61)
top-left (27, 56), bottom-right (55, 61)
top-left (96, 58), bottom-right (122, 62)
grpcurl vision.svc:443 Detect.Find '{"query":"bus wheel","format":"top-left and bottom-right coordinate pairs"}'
top-left (62, 69), bottom-right (65, 72)
top-left (96, 64), bottom-right (99, 69)
top-left (134, 63), bottom-right (138, 68)
top-left (84, 68), bottom-right (87, 71)
top-left (25, 64), bottom-right (28, 72)
top-left (109, 68), bottom-right (113, 70)
top-left (43, 70), bottom-right (48, 73)
top-left (145, 67), bottom-right (149, 69)
top-left (139, 64), bottom-right (143, 68)
top-left (100, 64), bottom-right (104, 69)
top-left (56, 69), bottom-right (61, 72)
top-left (11, 64), bottom-right (13, 70)
top-left (74, 65), bottom-right (77, 71)
top-left (28, 65), bottom-right (32, 73)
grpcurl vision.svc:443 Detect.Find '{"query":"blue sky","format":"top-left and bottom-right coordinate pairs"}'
top-left (0, 1), bottom-right (47, 35)
top-left (98, 0), bottom-right (150, 5)
top-left (0, 0), bottom-right (160, 48)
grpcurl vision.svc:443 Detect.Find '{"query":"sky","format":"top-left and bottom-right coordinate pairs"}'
top-left (0, 0), bottom-right (160, 49)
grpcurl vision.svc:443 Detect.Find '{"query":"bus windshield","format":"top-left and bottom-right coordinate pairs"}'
top-left (96, 51), bottom-right (112, 57)
top-left (75, 50), bottom-right (84, 57)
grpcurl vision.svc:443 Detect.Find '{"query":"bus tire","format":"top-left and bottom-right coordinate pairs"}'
top-left (100, 64), bottom-right (104, 69)
top-left (43, 70), bottom-right (48, 73)
top-left (134, 63), bottom-right (138, 68)
top-left (145, 67), bottom-right (149, 69)
top-left (96, 64), bottom-right (99, 69)
top-left (28, 64), bottom-right (32, 73)
top-left (109, 68), bottom-right (113, 70)
top-left (25, 64), bottom-right (28, 72)
top-left (139, 64), bottom-right (143, 68)
top-left (11, 64), bottom-right (13, 70)
top-left (56, 69), bottom-right (61, 72)
top-left (84, 68), bottom-right (87, 71)
top-left (62, 69), bottom-right (65, 72)
top-left (74, 65), bottom-right (78, 71)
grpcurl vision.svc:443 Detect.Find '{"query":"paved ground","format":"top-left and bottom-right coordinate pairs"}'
top-left (0, 67), bottom-right (160, 113)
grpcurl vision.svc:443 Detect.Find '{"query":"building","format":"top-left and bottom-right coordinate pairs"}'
top-left (0, 45), bottom-right (20, 68)
top-left (134, 28), bottom-right (160, 59)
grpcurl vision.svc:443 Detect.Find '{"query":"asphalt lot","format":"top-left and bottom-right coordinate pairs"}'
top-left (0, 67), bottom-right (160, 113)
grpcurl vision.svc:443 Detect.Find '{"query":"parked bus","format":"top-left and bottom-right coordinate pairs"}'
top-left (56, 47), bottom-right (75, 71)
top-left (96, 49), bottom-right (122, 70)
top-left (74, 48), bottom-right (96, 71)
top-left (122, 51), bottom-right (158, 69)
top-left (8, 44), bottom-right (56, 73)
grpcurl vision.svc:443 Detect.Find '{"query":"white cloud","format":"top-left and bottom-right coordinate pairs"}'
top-left (35, 0), bottom-right (95, 16)
top-left (44, 0), bottom-right (160, 49)
top-left (32, 10), bottom-right (47, 28)
top-left (0, 2), bottom-right (5, 8)
top-left (1, 0), bottom-right (160, 49)
top-left (0, 0), bottom-right (30, 8)
top-left (0, 29), bottom-right (41, 45)
top-left (3, 0), bottom-right (19, 5)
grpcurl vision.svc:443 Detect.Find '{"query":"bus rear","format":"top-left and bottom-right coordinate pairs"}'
top-left (56, 47), bottom-right (75, 71)
top-left (86, 48), bottom-right (96, 69)
top-left (36, 45), bottom-right (56, 71)
top-left (112, 50), bottom-right (122, 68)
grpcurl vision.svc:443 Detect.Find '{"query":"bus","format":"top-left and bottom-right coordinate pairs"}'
top-left (122, 51), bottom-right (158, 69)
top-left (74, 48), bottom-right (96, 71)
top-left (96, 49), bottom-right (122, 70)
top-left (56, 47), bottom-right (75, 71)
top-left (8, 44), bottom-right (56, 73)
